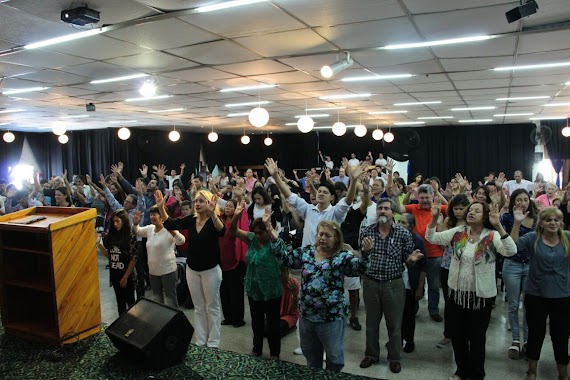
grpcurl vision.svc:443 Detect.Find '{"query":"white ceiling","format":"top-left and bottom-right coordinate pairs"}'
top-left (0, 0), bottom-right (569, 134)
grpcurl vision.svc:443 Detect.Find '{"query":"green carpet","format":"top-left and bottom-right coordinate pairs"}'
top-left (0, 326), bottom-right (380, 379)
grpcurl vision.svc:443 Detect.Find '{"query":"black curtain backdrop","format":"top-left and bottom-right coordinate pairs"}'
top-left (544, 119), bottom-right (570, 160)
top-left (0, 123), bottom-right (536, 185)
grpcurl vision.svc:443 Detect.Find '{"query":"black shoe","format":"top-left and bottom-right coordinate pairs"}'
top-left (221, 320), bottom-right (232, 326)
top-left (430, 314), bottom-right (443, 322)
top-left (403, 341), bottom-right (415, 353)
top-left (233, 321), bottom-right (246, 328)
top-left (349, 317), bottom-right (362, 331)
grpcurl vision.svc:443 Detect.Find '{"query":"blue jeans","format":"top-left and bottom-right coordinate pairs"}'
top-left (299, 317), bottom-right (345, 372)
top-left (502, 259), bottom-right (529, 342)
top-left (425, 257), bottom-right (442, 316)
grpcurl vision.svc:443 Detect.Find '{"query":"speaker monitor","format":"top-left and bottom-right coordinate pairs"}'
top-left (106, 297), bottom-right (194, 369)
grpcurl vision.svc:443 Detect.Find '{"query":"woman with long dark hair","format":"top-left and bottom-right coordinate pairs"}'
top-left (500, 189), bottom-right (538, 359)
top-left (247, 186), bottom-right (282, 230)
top-left (96, 209), bottom-right (137, 315)
top-left (54, 187), bottom-right (73, 207)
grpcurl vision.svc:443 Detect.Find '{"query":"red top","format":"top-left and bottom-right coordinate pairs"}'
top-left (280, 276), bottom-right (299, 328)
top-left (404, 203), bottom-right (447, 258)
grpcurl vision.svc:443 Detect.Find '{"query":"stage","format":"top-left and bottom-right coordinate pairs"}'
top-left (0, 326), bottom-right (380, 380)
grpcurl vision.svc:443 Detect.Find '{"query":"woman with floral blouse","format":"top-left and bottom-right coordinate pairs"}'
top-left (269, 220), bottom-right (368, 372)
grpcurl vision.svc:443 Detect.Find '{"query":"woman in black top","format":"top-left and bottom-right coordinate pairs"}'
top-left (97, 209), bottom-right (137, 315)
top-left (156, 189), bottom-right (225, 348)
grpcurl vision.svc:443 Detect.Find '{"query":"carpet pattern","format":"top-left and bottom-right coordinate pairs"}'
top-left (0, 326), bottom-right (380, 379)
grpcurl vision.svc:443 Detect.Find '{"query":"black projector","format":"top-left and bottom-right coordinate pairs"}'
top-left (506, 0), bottom-right (539, 23)
top-left (61, 7), bottom-right (100, 26)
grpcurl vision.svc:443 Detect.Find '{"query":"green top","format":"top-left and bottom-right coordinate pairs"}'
top-left (244, 232), bottom-right (283, 301)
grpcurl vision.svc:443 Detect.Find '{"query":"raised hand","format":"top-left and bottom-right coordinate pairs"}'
top-left (513, 207), bottom-right (528, 223)
top-left (350, 162), bottom-right (367, 180)
top-left (385, 158), bottom-right (395, 172)
top-left (132, 210), bottom-right (141, 226)
top-left (180, 163), bottom-right (186, 171)
top-left (342, 243), bottom-right (354, 252)
top-left (99, 174), bottom-right (107, 188)
top-left (361, 236), bottom-right (375, 252)
top-left (495, 172), bottom-right (506, 188)
top-left (431, 197), bottom-right (442, 218)
top-left (154, 164), bottom-right (167, 179)
top-left (261, 206), bottom-right (272, 227)
top-left (135, 179), bottom-right (144, 195)
top-left (139, 164), bottom-right (148, 177)
top-left (205, 195), bottom-right (217, 217)
top-left (235, 200), bottom-right (246, 216)
top-left (465, 180), bottom-right (472, 192)
top-left (264, 158), bottom-right (279, 176)
top-left (489, 203), bottom-right (501, 227)
top-left (117, 162), bottom-right (124, 173)
top-left (341, 157), bottom-right (348, 169)
top-left (455, 173), bottom-right (466, 188)
top-left (154, 190), bottom-right (164, 208)
top-left (85, 174), bottom-right (93, 185)
top-left (62, 169), bottom-right (68, 180)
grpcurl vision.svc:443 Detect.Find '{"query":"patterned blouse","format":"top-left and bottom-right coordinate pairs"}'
top-left (273, 241), bottom-right (367, 323)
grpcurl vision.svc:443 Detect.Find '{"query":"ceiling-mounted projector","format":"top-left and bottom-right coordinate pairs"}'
top-left (61, 6), bottom-right (100, 26)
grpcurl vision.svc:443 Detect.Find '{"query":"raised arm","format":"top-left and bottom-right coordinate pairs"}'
top-left (345, 162), bottom-right (367, 205)
top-left (230, 201), bottom-right (250, 243)
top-left (265, 158), bottom-right (292, 198)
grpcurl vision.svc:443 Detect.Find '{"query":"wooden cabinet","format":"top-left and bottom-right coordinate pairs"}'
top-left (0, 206), bottom-right (101, 345)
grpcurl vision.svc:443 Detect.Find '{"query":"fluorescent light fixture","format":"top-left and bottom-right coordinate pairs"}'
top-left (220, 84), bottom-right (277, 92)
top-left (147, 108), bottom-right (185, 113)
top-left (0, 108), bottom-right (24, 114)
top-left (125, 95), bottom-right (171, 102)
top-left (0, 122), bottom-right (10, 126)
top-left (417, 116), bottom-right (453, 119)
top-left (60, 114), bottom-right (89, 119)
top-left (369, 110), bottom-right (408, 115)
top-left (227, 112), bottom-right (250, 117)
top-left (195, 0), bottom-right (267, 13)
top-left (543, 102), bottom-right (570, 107)
top-left (529, 116), bottom-right (567, 120)
top-left (493, 62), bottom-right (570, 71)
top-left (285, 123), bottom-right (298, 126)
top-left (493, 113), bottom-right (534, 117)
top-left (451, 106), bottom-right (496, 111)
top-left (90, 73), bottom-right (148, 84)
top-left (382, 35), bottom-right (493, 50)
top-left (2, 87), bottom-right (49, 95)
top-left (394, 101), bottom-right (441, 106)
top-left (294, 114), bottom-right (330, 118)
top-left (225, 100), bottom-right (271, 107)
top-left (496, 96), bottom-right (550, 101)
top-left (24, 28), bottom-right (103, 50)
top-left (318, 93), bottom-right (372, 100)
top-left (109, 120), bottom-right (137, 124)
top-left (566, 82), bottom-right (570, 85)
top-left (341, 74), bottom-right (414, 82)
top-left (458, 119), bottom-right (493, 123)
top-left (394, 121), bottom-right (425, 125)
top-left (305, 106), bottom-right (346, 111)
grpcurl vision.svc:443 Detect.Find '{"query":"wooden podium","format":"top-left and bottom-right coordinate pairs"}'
top-left (0, 206), bottom-right (101, 345)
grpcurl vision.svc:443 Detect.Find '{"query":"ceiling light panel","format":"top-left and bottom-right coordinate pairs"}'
top-left (496, 96), bottom-right (550, 101)
top-left (225, 100), bottom-right (271, 107)
top-left (450, 106), bottom-right (496, 111)
top-left (394, 101), bottom-right (441, 106)
top-left (319, 93), bottom-right (372, 100)
top-left (382, 35), bottom-right (493, 49)
top-left (220, 84), bottom-right (277, 92)
top-left (90, 73), bottom-right (148, 84)
top-left (125, 95), bottom-right (172, 102)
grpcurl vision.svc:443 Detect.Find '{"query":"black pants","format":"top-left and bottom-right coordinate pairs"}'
top-left (525, 294), bottom-right (570, 364)
top-left (220, 262), bottom-right (245, 324)
top-left (402, 289), bottom-right (417, 343)
top-left (138, 238), bottom-right (151, 288)
top-left (264, 319), bottom-right (294, 338)
top-left (440, 268), bottom-right (451, 338)
top-left (447, 296), bottom-right (493, 380)
top-left (248, 296), bottom-right (281, 356)
top-left (134, 241), bottom-right (145, 299)
top-left (111, 278), bottom-right (135, 315)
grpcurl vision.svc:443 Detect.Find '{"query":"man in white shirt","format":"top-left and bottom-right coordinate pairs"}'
top-left (348, 153), bottom-right (360, 167)
top-left (375, 153), bottom-right (387, 168)
top-left (503, 170), bottom-right (534, 195)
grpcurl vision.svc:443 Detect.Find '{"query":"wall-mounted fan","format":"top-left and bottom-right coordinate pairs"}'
top-left (529, 125), bottom-right (552, 145)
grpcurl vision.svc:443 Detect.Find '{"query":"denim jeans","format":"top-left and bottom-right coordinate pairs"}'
top-left (425, 257), bottom-right (442, 316)
top-left (502, 259), bottom-right (529, 342)
top-left (299, 317), bottom-right (345, 372)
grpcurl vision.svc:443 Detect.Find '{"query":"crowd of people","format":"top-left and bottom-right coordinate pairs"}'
top-left (0, 152), bottom-right (569, 380)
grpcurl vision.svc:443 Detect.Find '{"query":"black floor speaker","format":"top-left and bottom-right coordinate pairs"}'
top-left (105, 297), bottom-right (194, 369)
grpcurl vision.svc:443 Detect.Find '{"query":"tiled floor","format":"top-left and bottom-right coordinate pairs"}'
top-left (98, 254), bottom-right (558, 379)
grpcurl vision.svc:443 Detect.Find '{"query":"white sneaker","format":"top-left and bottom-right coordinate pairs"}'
top-left (294, 347), bottom-right (303, 355)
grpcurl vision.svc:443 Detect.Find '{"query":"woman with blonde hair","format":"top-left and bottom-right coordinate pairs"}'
top-left (155, 189), bottom-right (225, 348)
top-left (534, 182), bottom-right (559, 209)
top-left (511, 207), bottom-right (570, 380)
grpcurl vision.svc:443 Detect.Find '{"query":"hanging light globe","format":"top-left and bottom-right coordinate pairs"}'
top-left (297, 115), bottom-right (314, 133)
top-left (562, 126), bottom-right (570, 137)
top-left (3, 131), bottom-right (15, 143)
top-left (332, 121), bottom-right (346, 136)
top-left (354, 124), bottom-right (367, 137)
top-left (241, 135), bottom-right (250, 145)
top-left (264, 137), bottom-right (273, 146)
top-left (208, 131), bottom-right (219, 142)
top-left (58, 134), bottom-right (69, 144)
top-left (169, 130), bottom-right (180, 142)
top-left (384, 131), bottom-right (395, 143)
top-left (52, 122), bottom-right (67, 136)
top-left (117, 127), bottom-right (131, 140)
top-left (248, 107), bottom-right (269, 128)
top-left (372, 129), bottom-right (384, 141)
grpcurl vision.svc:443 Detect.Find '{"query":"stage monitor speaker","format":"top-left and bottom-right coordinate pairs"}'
top-left (105, 297), bottom-right (194, 369)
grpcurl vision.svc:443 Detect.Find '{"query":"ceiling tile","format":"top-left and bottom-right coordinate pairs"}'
top-left (0, 50), bottom-right (93, 70)
top-left (234, 29), bottom-right (337, 57)
top-left (167, 40), bottom-right (261, 65)
top-left (214, 60), bottom-right (293, 76)
top-left (105, 51), bottom-right (197, 71)
top-left (47, 35), bottom-right (152, 60)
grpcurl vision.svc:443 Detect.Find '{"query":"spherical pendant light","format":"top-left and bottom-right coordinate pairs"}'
top-left (297, 115), bottom-right (314, 133)
top-left (354, 124), bottom-right (367, 137)
top-left (563, 126), bottom-right (570, 137)
top-left (332, 121), bottom-right (346, 136)
top-left (208, 131), bottom-right (219, 142)
top-left (372, 129), bottom-right (384, 141)
top-left (248, 107), bottom-right (269, 128)
top-left (384, 131), bottom-right (394, 143)
top-left (169, 130), bottom-right (180, 142)
top-left (241, 135), bottom-right (250, 145)
top-left (117, 127), bottom-right (131, 140)
top-left (264, 136), bottom-right (273, 146)
top-left (58, 134), bottom-right (69, 144)
top-left (3, 131), bottom-right (15, 143)
top-left (52, 122), bottom-right (67, 136)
